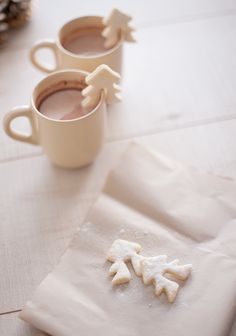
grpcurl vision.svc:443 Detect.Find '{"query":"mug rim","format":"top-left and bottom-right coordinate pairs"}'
top-left (31, 69), bottom-right (105, 123)
top-left (57, 15), bottom-right (124, 59)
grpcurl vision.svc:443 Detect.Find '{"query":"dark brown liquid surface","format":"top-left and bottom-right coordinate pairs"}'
top-left (38, 88), bottom-right (89, 120)
top-left (63, 29), bottom-right (108, 56)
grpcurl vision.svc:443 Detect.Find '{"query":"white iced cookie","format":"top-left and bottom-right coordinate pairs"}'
top-left (107, 239), bottom-right (144, 285)
top-left (82, 64), bottom-right (121, 109)
top-left (102, 8), bottom-right (136, 49)
top-left (141, 256), bottom-right (192, 303)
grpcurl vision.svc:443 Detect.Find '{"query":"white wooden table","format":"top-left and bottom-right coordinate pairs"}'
top-left (0, 0), bottom-right (236, 334)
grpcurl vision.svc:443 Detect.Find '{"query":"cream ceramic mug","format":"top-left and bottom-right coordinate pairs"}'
top-left (30, 16), bottom-right (123, 74)
top-left (3, 70), bottom-right (107, 168)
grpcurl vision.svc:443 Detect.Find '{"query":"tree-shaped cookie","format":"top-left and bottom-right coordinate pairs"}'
top-left (102, 8), bottom-right (136, 49)
top-left (141, 255), bottom-right (192, 303)
top-left (82, 64), bottom-right (121, 109)
top-left (107, 239), bottom-right (144, 285)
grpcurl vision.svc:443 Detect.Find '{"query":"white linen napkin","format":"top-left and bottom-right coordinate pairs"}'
top-left (20, 143), bottom-right (236, 336)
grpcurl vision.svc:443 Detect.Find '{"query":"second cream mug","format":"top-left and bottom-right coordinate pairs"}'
top-left (3, 70), bottom-right (107, 168)
top-left (30, 16), bottom-right (124, 74)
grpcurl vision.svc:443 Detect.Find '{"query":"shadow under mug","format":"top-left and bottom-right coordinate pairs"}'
top-left (30, 16), bottom-right (124, 74)
top-left (3, 70), bottom-right (107, 168)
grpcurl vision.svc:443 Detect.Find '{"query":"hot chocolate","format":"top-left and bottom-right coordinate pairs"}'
top-left (38, 88), bottom-right (88, 120)
top-left (63, 28), bottom-right (108, 56)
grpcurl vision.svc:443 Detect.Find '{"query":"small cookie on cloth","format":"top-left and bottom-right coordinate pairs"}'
top-left (107, 239), bottom-right (193, 303)
top-left (141, 256), bottom-right (192, 303)
top-left (107, 239), bottom-right (144, 285)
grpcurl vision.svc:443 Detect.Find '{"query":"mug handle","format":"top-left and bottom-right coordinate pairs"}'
top-left (30, 39), bottom-right (59, 73)
top-left (3, 106), bottom-right (38, 145)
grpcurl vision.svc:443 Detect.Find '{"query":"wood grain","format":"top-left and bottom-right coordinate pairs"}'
top-left (0, 312), bottom-right (43, 336)
top-left (1, 0), bottom-right (236, 334)
top-left (0, 142), bottom-right (125, 313)
top-left (108, 14), bottom-right (236, 140)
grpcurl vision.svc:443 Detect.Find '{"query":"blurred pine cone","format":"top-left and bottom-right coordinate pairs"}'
top-left (0, 0), bottom-right (32, 45)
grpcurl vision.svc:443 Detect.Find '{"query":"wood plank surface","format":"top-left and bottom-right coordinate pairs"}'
top-left (0, 0), bottom-right (236, 334)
